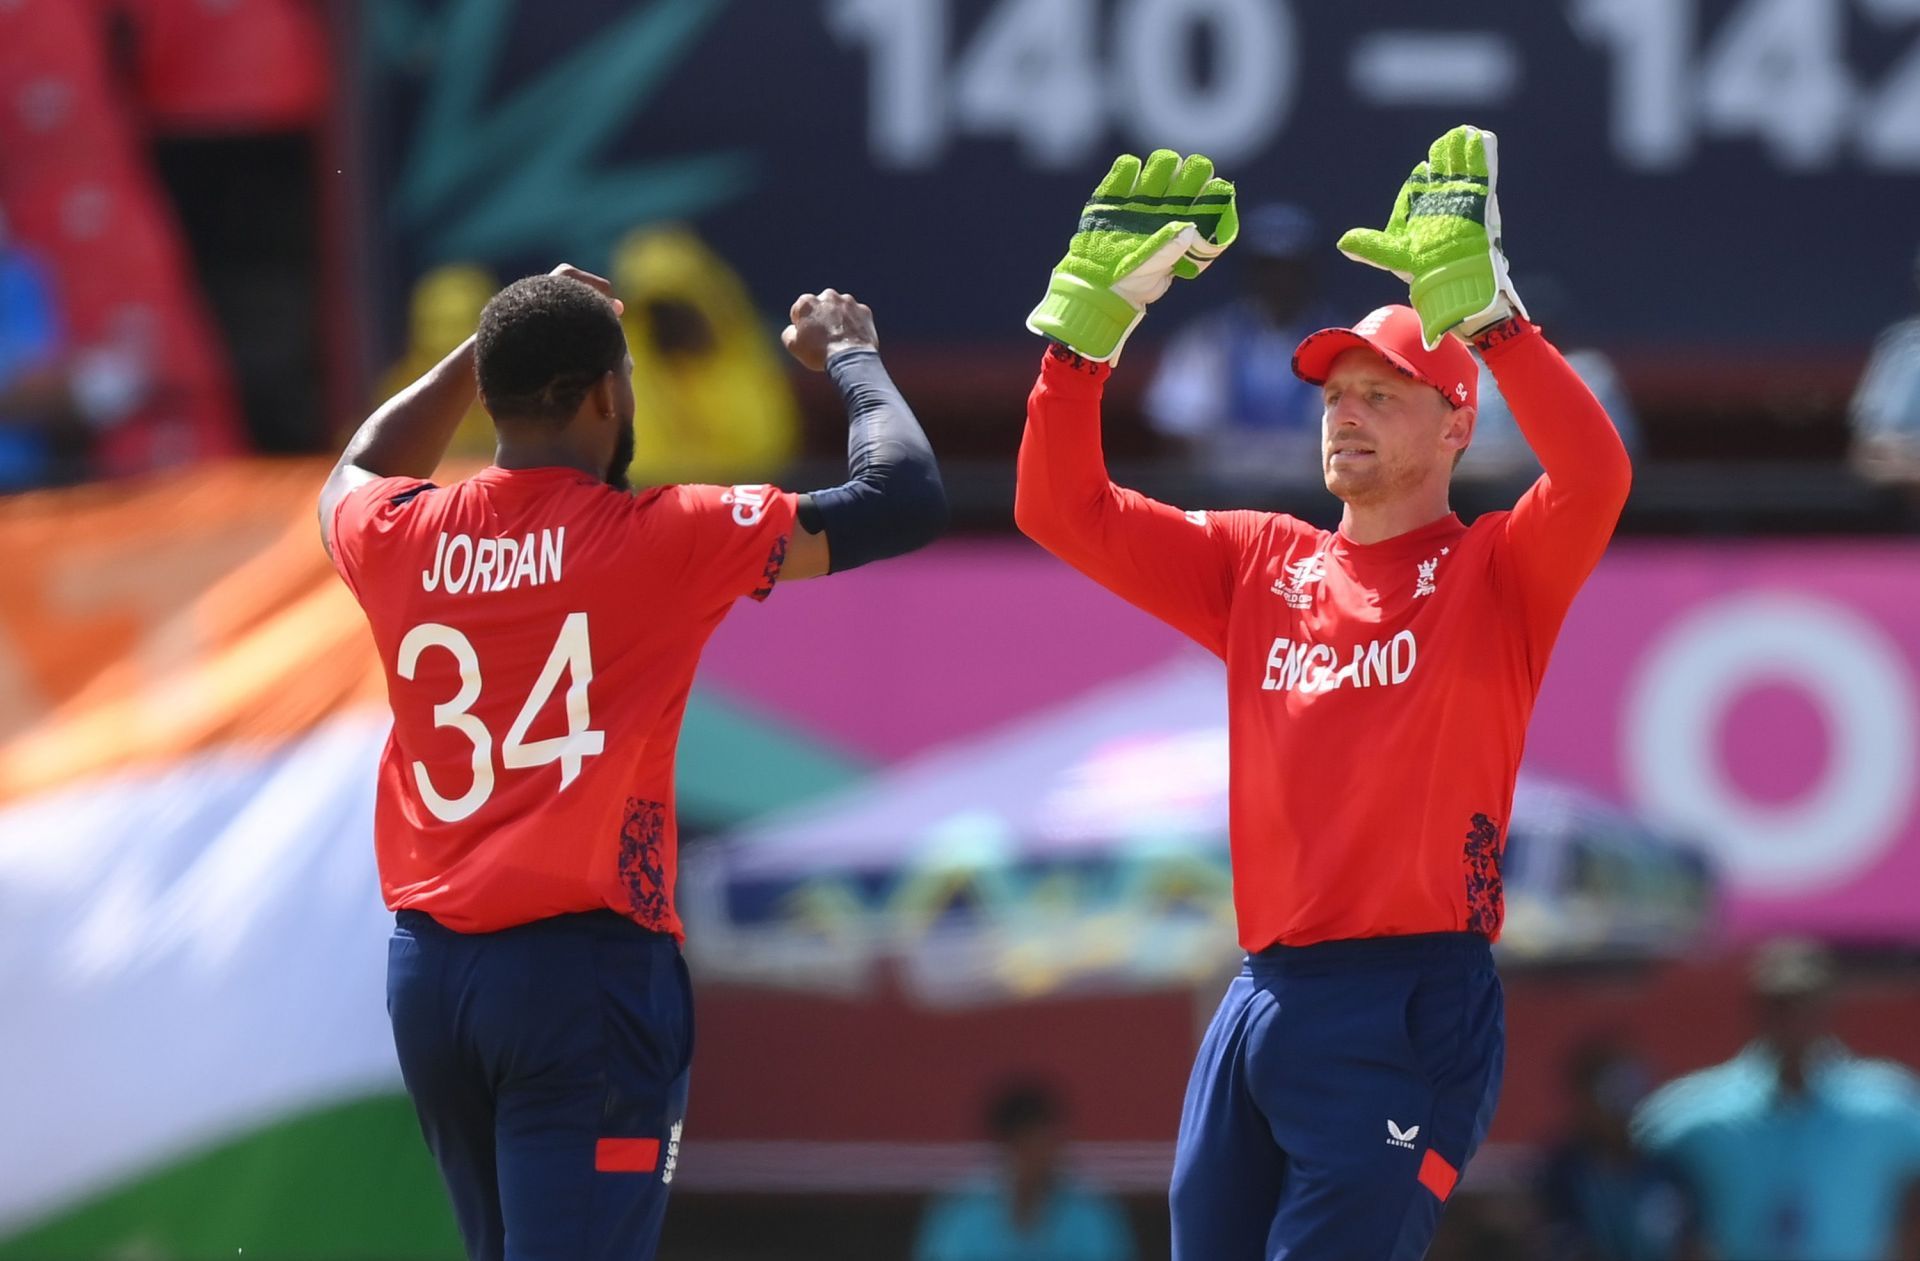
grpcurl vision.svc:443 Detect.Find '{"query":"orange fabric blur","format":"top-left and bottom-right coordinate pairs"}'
top-left (0, 459), bottom-right (387, 804)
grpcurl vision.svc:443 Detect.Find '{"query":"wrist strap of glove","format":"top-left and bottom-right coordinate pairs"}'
top-left (1469, 315), bottom-right (1535, 353)
top-left (1027, 271), bottom-right (1145, 363)
top-left (1409, 257), bottom-right (1517, 339)
top-left (1045, 339), bottom-right (1108, 377)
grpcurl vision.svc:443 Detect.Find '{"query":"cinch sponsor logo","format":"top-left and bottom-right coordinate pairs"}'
top-left (722, 484), bottom-right (772, 527)
top-left (422, 527), bottom-right (565, 594)
top-left (1262, 630), bottom-right (1417, 693)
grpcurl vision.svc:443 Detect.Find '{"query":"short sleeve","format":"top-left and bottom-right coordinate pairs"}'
top-left (654, 483), bottom-right (801, 606)
top-left (329, 475), bottom-right (436, 597)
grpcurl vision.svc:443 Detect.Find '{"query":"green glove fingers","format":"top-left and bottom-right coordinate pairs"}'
top-left (1167, 156), bottom-right (1213, 276)
top-left (1340, 124), bottom-right (1528, 348)
top-left (1337, 160), bottom-right (1424, 281)
top-left (1167, 152), bottom-right (1213, 197)
top-left (1027, 149), bottom-right (1240, 364)
top-left (1093, 152), bottom-right (1143, 200)
top-left (1176, 170), bottom-right (1238, 279)
top-left (1135, 148), bottom-right (1180, 198)
top-left (1167, 160), bottom-right (1213, 282)
top-left (1434, 125), bottom-right (1470, 178)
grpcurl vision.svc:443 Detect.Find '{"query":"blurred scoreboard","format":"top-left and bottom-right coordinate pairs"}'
top-left (364, 0), bottom-right (1920, 351)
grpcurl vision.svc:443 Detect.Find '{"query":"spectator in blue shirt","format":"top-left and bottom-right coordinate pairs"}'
top-left (914, 1079), bottom-right (1136, 1261)
top-left (1143, 203), bottom-right (1337, 494)
top-left (0, 206), bottom-right (81, 490)
top-left (1633, 940), bottom-right (1920, 1261)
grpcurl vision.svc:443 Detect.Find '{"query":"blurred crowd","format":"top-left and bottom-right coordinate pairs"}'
top-left (6, 1), bottom-right (1920, 507)
top-left (1141, 201), bottom-right (1646, 496)
top-left (1531, 940), bottom-right (1920, 1261)
top-left (0, 0), bottom-right (326, 491)
top-left (919, 940), bottom-right (1920, 1261)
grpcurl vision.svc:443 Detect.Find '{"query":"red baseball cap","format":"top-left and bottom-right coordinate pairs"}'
top-left (1291, 305), bottom-right (1477, 411)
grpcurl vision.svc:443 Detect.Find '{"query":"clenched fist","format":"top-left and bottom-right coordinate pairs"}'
top-left (781, 289), bottom-right (878, 371)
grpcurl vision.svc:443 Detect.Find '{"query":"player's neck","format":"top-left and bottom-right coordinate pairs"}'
top-left (1339, 488), bottom-right (1453, 545)
top-left (493, 441), bottom-right (604, 481)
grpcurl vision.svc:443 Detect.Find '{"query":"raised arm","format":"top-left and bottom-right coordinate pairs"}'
top-left (1015, 344), bottom-right (1246, 654)
top-left (1012, 149), bottom-right (1253, 654)
top-left (777, 290), bottom-right (947, 581)
top-left (1478, 318), bottom-right (1631, 633)
top-left (1337, 125), bottom-right (1629, 639)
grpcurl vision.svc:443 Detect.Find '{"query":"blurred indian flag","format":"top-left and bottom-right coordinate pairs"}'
top-left (0, 462), bottom-right (862, 1260)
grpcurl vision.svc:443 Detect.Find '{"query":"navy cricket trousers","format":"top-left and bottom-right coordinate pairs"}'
top-left (1169, 933), bottom-right (1504, 1261)
top-left (387, 909), bottom-right (693, 1261)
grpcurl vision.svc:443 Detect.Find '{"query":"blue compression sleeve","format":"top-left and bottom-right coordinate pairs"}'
top-left (798, 347), bottom-right (947, 572)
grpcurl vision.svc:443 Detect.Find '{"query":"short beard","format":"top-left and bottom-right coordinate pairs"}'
top-left (1323, 464), bottom-right (1379, 505)
top-left (605, 417), bottom-right (635, 491)
top-left (1328, 454), bottom-right (1443, 510)
top-left (1324, 456), bottom-right (1419, 507)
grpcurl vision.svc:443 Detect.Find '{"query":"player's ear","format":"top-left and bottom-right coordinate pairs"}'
top-left (1444, 403), bottom-right (1475, 456)
top-left (591, 368), bottom-right (619, 420)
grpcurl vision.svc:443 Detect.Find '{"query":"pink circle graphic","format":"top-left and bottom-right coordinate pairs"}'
top-left (1718, 680), bottom-right (1831, 808)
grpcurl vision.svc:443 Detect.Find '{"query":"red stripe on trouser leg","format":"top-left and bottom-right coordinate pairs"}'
top-left (1417, 1148), bottom-right (1458, 1201)
top-left (595, 1138), bottom-right (661, 1173)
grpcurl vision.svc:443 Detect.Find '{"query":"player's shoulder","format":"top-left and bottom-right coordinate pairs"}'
top-left (1458, 508), bottom-right (1516, 554)
top-left (1246, 509), bottom-right (1330, 553)
top-left (332, 475), bottom-right (447, 544)
top-left (1199, 510), bottom-right (1326, 587)
top-left (347, 474), bottom-right (440, 510)
top-left (1193, 507), bottom-right (1321, 542)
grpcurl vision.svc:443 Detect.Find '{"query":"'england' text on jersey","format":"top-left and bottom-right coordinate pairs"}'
top-left (421, 528), bottom-right (565, 595)
top-left (1262, 630), bottom-right (1417, 694)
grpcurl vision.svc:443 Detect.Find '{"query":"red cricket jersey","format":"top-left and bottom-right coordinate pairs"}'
top-left (1015, 325), bottom-right (1631, 950)
top-left (330, 464), bottom-right (798, 937)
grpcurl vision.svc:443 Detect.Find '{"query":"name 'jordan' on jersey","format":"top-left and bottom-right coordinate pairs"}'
top-left (329, 464), bottom-right (798, 938)
top-left (1017, 324), bottom-right (1631, 951)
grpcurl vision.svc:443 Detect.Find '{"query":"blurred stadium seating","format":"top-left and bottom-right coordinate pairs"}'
top-left (4, 3), bottom-right (1920, 1259)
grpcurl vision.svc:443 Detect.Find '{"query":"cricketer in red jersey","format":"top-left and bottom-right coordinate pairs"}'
top-left (1017, 132), bottom-right (1630, 1259)
top-left (320, 268), bottom-right (944, 1261)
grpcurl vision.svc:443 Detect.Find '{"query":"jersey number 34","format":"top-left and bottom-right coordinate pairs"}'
top-left (395, 611), bottom-right (606, 822)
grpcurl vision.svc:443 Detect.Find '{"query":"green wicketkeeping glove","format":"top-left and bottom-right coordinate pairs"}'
top-left (1337, 125), bottom-right (1528, 349)
top-left (1026, 149), bottom-right (1238, 364)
